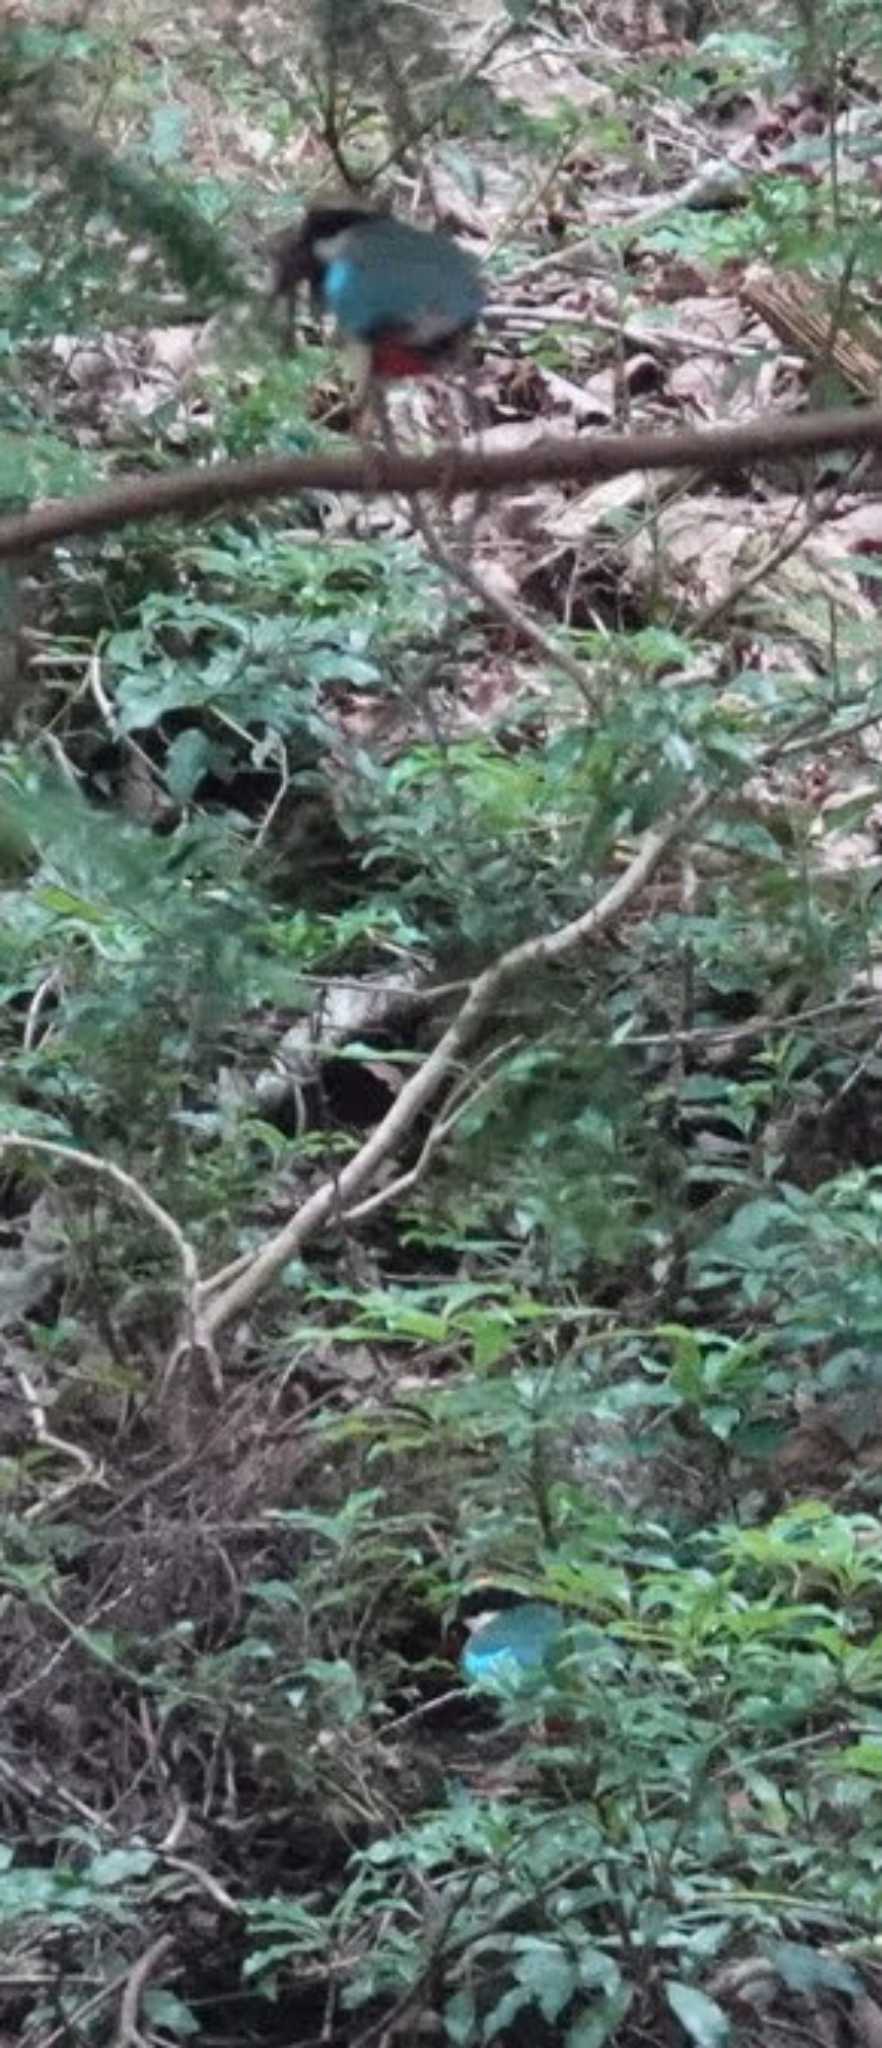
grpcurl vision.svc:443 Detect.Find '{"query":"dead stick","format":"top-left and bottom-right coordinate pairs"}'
top-left (2, 403), bottom-right (882, 559)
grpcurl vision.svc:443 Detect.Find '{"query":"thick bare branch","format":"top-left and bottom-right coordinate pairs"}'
top-left (3, 405), bottom-right (882, 559)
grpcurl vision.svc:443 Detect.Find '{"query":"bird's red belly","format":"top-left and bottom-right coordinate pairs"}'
top-left (370, 336), bottom-right (438, 380)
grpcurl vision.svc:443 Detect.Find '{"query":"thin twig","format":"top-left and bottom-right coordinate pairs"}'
top-left (690, 450), bottom-right (875, 641)
top-left (23, 969), bottom-right (63, 1053)
top-left (12, 1359), bottom-right (104, 1483)
top-left (113, 1934), bottom-right (175, 2048)
top-left (343, 1053), bottom-right (515, 1222)
top-left (411, 485), bottom-right (599, 704)
top-left (36, 1968), bottom-right (131, 2048)
top-left (374, 380), bottom-right (599, 702)
top-left (158, 1852), bottom-right (240, 1916)
top-left (504, 137), bottom-right (759, 287)
top-left (0, 1135), bottom-right (216, 1389)
top-left (89, 651), bottom-right (166, 801)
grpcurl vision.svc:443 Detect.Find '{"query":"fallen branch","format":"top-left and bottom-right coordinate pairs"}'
top-left (4, 403), bottom-right (882, 558)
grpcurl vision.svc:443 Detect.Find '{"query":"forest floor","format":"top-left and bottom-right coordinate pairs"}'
top-left (6, 1), bottom-right (882, 2044)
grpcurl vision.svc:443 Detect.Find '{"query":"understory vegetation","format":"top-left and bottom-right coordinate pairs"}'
top-left (6, 0), bottom-right (882, 2043)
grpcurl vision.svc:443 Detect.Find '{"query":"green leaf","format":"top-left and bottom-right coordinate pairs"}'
top-left (834, 1742), bottom-right (882, 1776)
top-left (513, 1939), bottom-right (578, 2022)
top-left (164, 729), bottom-right (217, 800)
top-left (665, 1983), bottom-right (730, 2047)
top-left (78, 1629), bottom-right (122, 1665)
top-left (768, 1943), bottom-right (861, 1997)
top-left (0, 1104), bottom-right (73, 1138)
top-left (35, 886), bottom-right (109, 923)
top-left (444, 1988), bottom-right (478, 2045)
top-left (480, 1985), bottom-right (531, 2039)
top-left (143, 1988), bottom-right (200, 2036)
top-left (248, 1577), bottom-right (304, 1607)
top-left (148, 104), bottom-right (189, 166)
top-left (0, 427), bottom-right (98, 504)
top-left (466, 1313), bottom-right (515, 1369)
top-left (88, 1849), bottom-right (157, 1887)
top-left (566, 1988), bottom-right (633, 2048)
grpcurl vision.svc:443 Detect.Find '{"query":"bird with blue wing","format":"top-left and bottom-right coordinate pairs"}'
top-left (461, 1599), bottom-right (566, 1688)
top-left (272, 205), bottom-right (485, 408)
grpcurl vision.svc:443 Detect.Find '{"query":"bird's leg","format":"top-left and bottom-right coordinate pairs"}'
top-left (349, 338), bottom-right (373, 423)
top-left (375, 380), bottom-right (469, 589)
top-left (437, 363), bottom-right (486, 567)
top-left (461, 370), bottom-right (487, 565)
top-left (371, 380), bottom-right (404, 479)
top-left (346, 347), bottom-right (389, 498)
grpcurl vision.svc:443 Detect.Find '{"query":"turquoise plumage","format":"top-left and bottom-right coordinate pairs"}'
top-left (322, 216), bottom-right (483, 347)
top-left (271, 206), bottom-right (484, 389)
top-left (461, 1601), bottom-right (565, 1687)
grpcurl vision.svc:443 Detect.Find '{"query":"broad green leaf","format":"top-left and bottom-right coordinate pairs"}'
top-left (88, 1849), bottom-right (157, 1887)
top-left (513, 1939), bottom-right (578, 2022)
top-left (465, 1314), bottom-right (514, 1369)
top-left (444, 1988), bottom-right (477, 2045)
top-left (143, 1988), bottom-right (200, 2036)
top-left (665, 1982), bottom-right (730, 2047)
top-left (148, 103), bottom-right (189, 166)
top-left (164, 729), bottom-right (217, 800)
top-left (248, 1578), bottom-right (304, 1607)
top-left (830, 1741), bottom-right (882, 1776)
top-left (768, 1943), bottom-right (861, 1997)
top-left (566, 1988), bottom-right (633, 2048)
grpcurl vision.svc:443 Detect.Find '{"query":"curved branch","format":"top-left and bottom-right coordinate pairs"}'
top-left (113, 1934), bottom-right (175, 2048)
top-left (200, 789), bottom-right (709, 1335)
top-left (0, 1136), bottom-right (214, 1384)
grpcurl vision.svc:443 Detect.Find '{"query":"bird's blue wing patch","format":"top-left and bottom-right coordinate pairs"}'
top-left (323, 223), bottom-right (483, 343)
top-left (461, 1602), bottom-right (565, 1687)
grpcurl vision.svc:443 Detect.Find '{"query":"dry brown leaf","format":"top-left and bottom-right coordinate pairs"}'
top-left (536, 366), bottom-right (619, 421)
top-left (648, 295), bottom-right (746, 346)
top-left (832, 503), bottom-right (882, 556)
top-left (428, 166), bottom-right (489, 242)
top-left (471, 419), bottom-right (556, 455)
top-left (549, 468), bottom-right (680, 544)
top-left (667, 355), bottom-right (730, 411)
top-left (485, 41), bottom-right (616, 117)
top-left (0, 1194), bottom-right (67, 1330)
top-left (625, 493), bottom-right (877, 656)
top-left (46, 323), bottom-right (212, 433)
top-left (854, 1998), bottom-right (882, 2048)
top-left (495, 486), bottom-right (571, 544)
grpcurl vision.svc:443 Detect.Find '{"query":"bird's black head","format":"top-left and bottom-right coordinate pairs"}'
top-left (270, 204), bottom-right (391, 302)
top-left (456, 1583), bottom-right (530, 1623)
